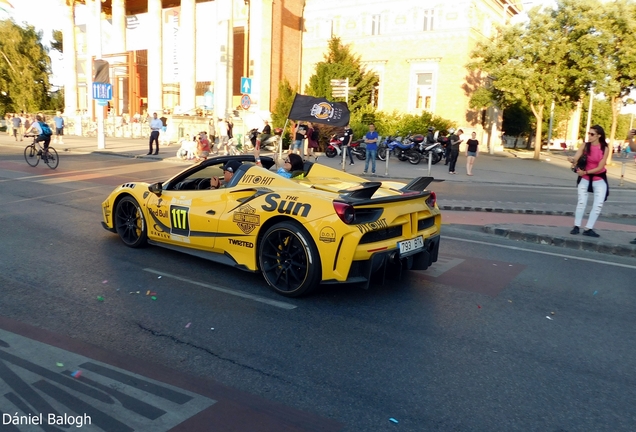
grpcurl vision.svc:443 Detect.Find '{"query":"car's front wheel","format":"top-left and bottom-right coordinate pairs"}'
top-left (258, 221), bottom-right (321, 297)
top-left (115, 196), bottom-right (148, 248)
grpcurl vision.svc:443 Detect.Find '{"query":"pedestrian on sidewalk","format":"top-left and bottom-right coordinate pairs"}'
top-left (568, 125), bottom-right (610, 238)
top-left (448, 128), bottom-right (463, 174)
top-left (363, 123), bottom-right (379, 175)
top-left (343, 123), bottom-right (355, 165)
top-left (53, 111), bottom-right (64, 145)
top-left (626, 129), bottom-right (636, 244)
top-left (148, 112), bottom-right (162, 155)
top-left (438, 130), bottom-right (450, 164)
top-left (466, 131), bottom-right (479, 176)
top-left (11, 114), bottom-right (22, 141)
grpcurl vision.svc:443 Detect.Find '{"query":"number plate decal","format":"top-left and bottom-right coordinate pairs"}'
top-left (170, 205), bottom-right (190, 236)
top-left (398, 236), bottom-right (424, 256)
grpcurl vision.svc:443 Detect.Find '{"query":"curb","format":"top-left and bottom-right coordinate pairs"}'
top-left (483, 224), bottom-right (636, 257)
top-left (440, 205), bottom-right (636, 219)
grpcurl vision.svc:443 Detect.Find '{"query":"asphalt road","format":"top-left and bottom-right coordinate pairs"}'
top-left (1, 147), bottom-right (635, 432)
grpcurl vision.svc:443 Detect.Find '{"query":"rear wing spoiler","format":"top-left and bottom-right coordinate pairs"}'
top-left (337, 176), bottom-right (434, 204)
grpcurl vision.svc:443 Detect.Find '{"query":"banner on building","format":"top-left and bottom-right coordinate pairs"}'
top-left (288, 94), bottom-right (350, 127)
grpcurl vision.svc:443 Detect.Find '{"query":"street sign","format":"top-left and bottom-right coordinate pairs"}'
top-left (96, 99), bottom-right (109, 106)
top-left (240, 94), bottom-right (251, 110)
top-left (241, 77), bottom-right (252, 95)
top-left (92, 82), bottom-right (112, 100)
top-left (330, 79), bottom-right (348, 86)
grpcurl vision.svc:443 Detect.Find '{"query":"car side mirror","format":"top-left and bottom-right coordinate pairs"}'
top-left (148, 182), bottom-right (163, 196)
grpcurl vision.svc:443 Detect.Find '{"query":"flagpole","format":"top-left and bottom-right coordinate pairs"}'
top-left (280, 118), bottom-right (289, 161)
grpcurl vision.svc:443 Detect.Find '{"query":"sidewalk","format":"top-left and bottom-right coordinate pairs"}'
top-left (2, 133), bottom-right (635, 257)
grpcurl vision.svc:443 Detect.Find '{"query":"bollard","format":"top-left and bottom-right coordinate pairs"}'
top-left (384, 149), bottom-right (389, 177)
top-left (427, 152), bottom-right (433, 176)
top-left (620, 162), bottom-right (625, 187)
top-left (342, 144), bottom-right (346, 171)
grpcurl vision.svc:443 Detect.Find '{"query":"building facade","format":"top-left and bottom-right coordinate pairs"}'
top-left (301, 0), bottom-right (520, 143)
top-left (63, 0), bottom-right (520, 143)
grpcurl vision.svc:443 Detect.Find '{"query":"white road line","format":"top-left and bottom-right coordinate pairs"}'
top-left (143, 268), bottom-right (297, 310)
top-left (4, 185), bottom-right (105, 204)
top-left (444, 236), bottom-right (636, 270)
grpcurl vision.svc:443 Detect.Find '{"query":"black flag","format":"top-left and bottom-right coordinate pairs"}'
top-left (93, 59), bottom-right (110, 84)
top-left (288, 94), bottom-right (350, 127)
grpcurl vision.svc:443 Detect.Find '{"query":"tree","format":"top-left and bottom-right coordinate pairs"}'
top-left (0, 20), bottom-right (51, 113)
top-left (271, 78), bottom-right (297, 146)
top-left (469, 0), bottom-right (603, 159)
top-left (590, 1), bottom-right (636, 149)
top-left (305, 37), bottom-right (378, 113)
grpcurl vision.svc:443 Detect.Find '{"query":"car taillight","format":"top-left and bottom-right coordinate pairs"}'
top-left (426, 192), bottom-right (437, 208)
top-left (333, 202), bottom-right (355, 224)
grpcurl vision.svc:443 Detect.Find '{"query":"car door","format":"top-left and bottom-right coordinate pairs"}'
top-left (145, 188), bottom-right (226, 251)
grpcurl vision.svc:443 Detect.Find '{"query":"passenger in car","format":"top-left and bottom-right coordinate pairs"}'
top-left (276, 153), bottom-right (304, 179)
top-left (210, 160), bottom-right (242, 189)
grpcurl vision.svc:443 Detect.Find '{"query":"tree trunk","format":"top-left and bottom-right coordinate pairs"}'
top-left (530, 104), bottom-right (544, 160)
top-left (63, 0), bottom-right (78, 115)
top-left (609, 95), bottom-right (622, 162)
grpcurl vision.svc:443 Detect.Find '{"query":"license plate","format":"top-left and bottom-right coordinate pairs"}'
top-left (398, 236), bottom-right (424, 256)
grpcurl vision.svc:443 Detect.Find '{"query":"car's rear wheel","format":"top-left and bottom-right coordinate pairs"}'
top-left (115, 196), bottom-right (148, 248)
top-left (258, 221), bottom-right (321, 297)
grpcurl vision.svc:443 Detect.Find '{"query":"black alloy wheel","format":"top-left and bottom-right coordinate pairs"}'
top-left (115, 196), bottom-right (148, 248)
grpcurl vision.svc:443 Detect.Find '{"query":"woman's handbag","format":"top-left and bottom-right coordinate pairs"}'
top-left (572, 153), bottom-right (587, 173)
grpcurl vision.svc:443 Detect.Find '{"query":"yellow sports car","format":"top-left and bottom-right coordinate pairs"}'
top-left (101, 155), bottom-right (441, 297)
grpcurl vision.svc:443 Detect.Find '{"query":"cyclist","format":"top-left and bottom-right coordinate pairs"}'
top-left (24, 114), bottom-right (51, 155)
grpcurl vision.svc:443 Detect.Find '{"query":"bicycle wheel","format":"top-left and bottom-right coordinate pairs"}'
top-left (24, 144), bottom-right (39, 167)
top-left (43, 147), bottom-right (59, 169)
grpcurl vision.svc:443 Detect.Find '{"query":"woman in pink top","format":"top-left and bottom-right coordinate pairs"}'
top-left (567, 125), bottom-right (610, 237)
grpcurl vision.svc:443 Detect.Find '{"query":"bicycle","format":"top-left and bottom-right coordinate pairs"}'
top-left (24, 135), bottom-right (59, 169)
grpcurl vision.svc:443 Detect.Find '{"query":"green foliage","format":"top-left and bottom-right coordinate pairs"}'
top-left (502, 104), bottom-right (532, 137)
top-left (0, 20), bottom-right (52, 113)
top-left (51, 30), bottom-right (63, 53)
top-left (271, 77), bottom-right (296, 146)
top-left (304, 37), bottom-right (379, 113)
top-left (580, 96), bottom-right (632, 141)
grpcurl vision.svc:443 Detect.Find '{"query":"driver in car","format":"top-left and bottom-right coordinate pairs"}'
top-left (210, 160), bottom-right (241, 189)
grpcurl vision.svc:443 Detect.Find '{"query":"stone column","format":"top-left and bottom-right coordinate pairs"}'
top-left (147, 0), bottom-right (163, 113)
top-left (179, 0), bottom-right (196, 113)
top-left (250, 0), bottom-right (273, 112)
top-left (111, 0), bottom-right (126, 53)
top-left (62, 0), bottom-right (78, 116)
top-left (215, 0), bottom-right (233, 119)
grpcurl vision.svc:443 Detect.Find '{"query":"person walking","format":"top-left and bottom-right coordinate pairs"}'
top-left (567, 125), bottom-right (610, 238)
top-left (148, 112), bottom-right (162, 155)
top-left (437, 130), bottom-right (450, 164)
top-left (363, 123), bottom-right (379, 175)
top-left (448, 128), bottom-right (463, 174)
top-left (11, 114), bottom-right (22, 141)
top-left (625, 129), bottom-right (636, 244)
top-left (217, 118), bottom-right (229, 155)
top-left (465, 131), bottom-right (479, 175)
top-left (343, 123), bottom-right (355, 165)
top-left (307, 122), bottom-right (319, 161)
top-left (53, 111), bottom-right (64, 145)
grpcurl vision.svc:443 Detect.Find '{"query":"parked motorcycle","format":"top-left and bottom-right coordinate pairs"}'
top-left (325, 135), bottom-right (366, 160)
top-left (406, 133), bottom-right (443, 164)
top-left (240, 127), bottom-right (282, 153)
top-left (377, 134), bottom-right (421, 164)
top-left (325, 134), bottom-right (344, 158)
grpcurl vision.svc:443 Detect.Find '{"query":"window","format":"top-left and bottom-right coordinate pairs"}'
top-left (423, 9), bottom-right (434, 31)
top-left (371, 14), bottom-right (381, 35)
top-left (415, 73), bottom-right (433, 110)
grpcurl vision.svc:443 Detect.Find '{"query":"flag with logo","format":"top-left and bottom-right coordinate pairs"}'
top-left (288, 94), bottom-right (350, 127)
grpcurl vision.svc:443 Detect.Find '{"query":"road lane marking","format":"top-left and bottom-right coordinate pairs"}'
top-left (444, 236), bottom-right (636, 270)
top-left (143, 268), bottom-right (297, 310)
top-left (3, 185), bottom-right (105, 204)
